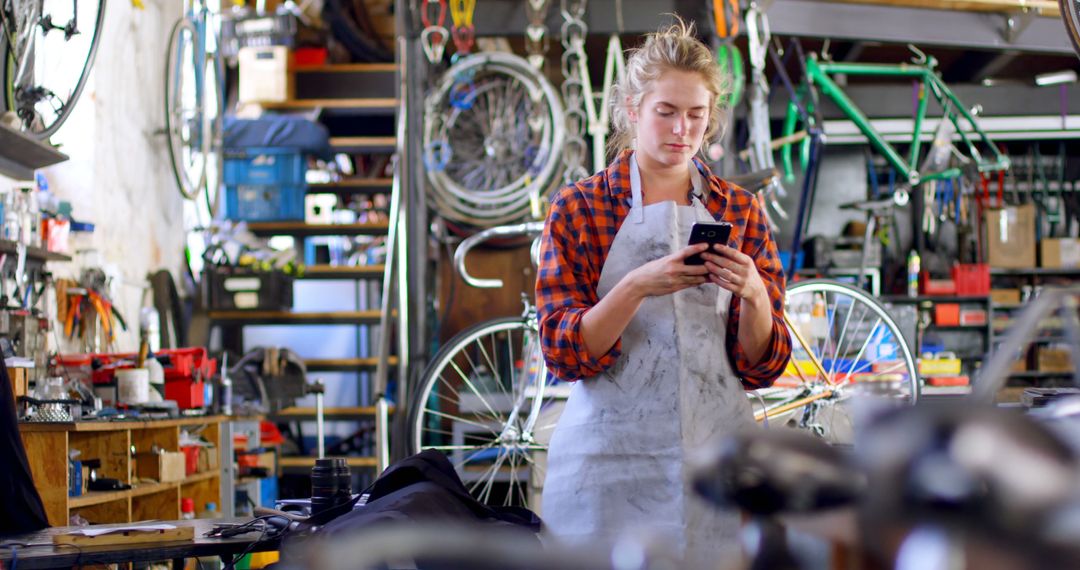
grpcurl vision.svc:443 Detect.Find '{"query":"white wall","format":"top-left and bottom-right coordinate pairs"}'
top-left (36, 0), bottom-right (187, 352)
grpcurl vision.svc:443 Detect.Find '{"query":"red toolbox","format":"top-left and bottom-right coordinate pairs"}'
top-left (935, 303), bottom-right (961, 326)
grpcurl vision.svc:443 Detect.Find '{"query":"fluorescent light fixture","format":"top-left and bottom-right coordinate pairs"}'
top-left (1035, 70), bottom-right (1078, 86)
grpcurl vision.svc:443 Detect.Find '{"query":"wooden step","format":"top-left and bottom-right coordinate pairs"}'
top-left (279, 456), bottom-right (378, 469)
top-left (207, 310), bottom-right (386, 324)
top-left (307, 177), bottom-right (394, 195)
top-left (246, 222), bottom-right (390, 237)
top-left (330, 136), bottom-right (397, 152)
top-left (294, 63), bottom-right (398, 73)
top-left (304, 357), bottom-right (398, 371)
top-left (273, 405), bottom-right (396, 418)
top-left (299, 264), bottom-right (385, 280)
top-left (259, 98), bottom-right (397, 112)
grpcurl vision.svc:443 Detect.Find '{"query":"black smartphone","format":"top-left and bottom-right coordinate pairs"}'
top-left (685, 222), bottom-right (733, 265)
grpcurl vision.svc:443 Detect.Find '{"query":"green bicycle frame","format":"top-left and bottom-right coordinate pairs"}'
top-left (782, 56), bottom-right (1011, 186)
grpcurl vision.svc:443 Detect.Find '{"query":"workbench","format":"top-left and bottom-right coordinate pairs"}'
top-left (0, 517), bottom-right (279, 569)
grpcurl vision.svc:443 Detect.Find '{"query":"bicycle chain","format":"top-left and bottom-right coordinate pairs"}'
top-left (559, 0), bottom-right (590, 184)
top-left (524, 0), bottom-right (551, 70)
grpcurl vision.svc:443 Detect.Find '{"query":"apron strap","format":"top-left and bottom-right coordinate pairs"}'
top-left (629, 154), bottom-right (646, 223)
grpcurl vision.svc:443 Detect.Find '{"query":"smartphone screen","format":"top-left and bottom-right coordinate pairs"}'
top-left (685, 222), bottom-right (733, 265)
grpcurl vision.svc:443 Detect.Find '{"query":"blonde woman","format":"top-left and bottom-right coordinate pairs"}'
top-left (535, 18), bottom-right (792, 564)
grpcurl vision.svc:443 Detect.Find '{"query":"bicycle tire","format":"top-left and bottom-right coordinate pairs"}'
top-left (164, 17), bottom-right (208, 201)
top-left (409, 316), bottom-right (561, 508)
top-left (1062, 0), bottom-right (1080, 60)
top-left (0, 0), bottom-right (106, 139)
top-left (757, 279), bottom-right (919, 444)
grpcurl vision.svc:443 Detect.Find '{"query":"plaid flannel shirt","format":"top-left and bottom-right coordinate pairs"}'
top-left (536, 150), bottom-right (792, 389)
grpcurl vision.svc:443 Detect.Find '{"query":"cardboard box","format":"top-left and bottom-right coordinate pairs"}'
top-left (198, 445), bottom-right (219, 473)
top-left (1040, 238), bottom-right (1080, 268)
top-left (238, 46), bottom-right (291, 104)
top-left (8, 366), bottom-right (28, 400)
top-left (990, 289), bottom-right (1022, 305)
top-left (135, 451), bottom-right (186, 483)
top-left (986, 204), bottom-right (1036, 269)
top-left (1038, 348), bottom-right (1073, 373)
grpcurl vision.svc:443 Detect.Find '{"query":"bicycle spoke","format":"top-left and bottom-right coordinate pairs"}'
top-left (425, 408), bottom-right (501, 436)
top-left (437, 367), bottom-right (506, 428)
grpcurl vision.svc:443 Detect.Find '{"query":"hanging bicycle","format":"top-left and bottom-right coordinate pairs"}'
top-left (0, 0), bottom-right (106, 139)
top-left (164, 0), bottom-right (224, 213)
top-left (423, 52), bottom-right (565, 228)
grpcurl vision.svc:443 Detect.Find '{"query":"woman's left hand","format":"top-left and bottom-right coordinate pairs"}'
top-left (702, 244), bottom-right (768, 302)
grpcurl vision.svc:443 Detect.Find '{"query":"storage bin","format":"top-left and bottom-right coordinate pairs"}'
top-left (952, 263), bottom-right (990, 296)
top-left (202, 267), bottom-right (294, 311)
top-left (934, 303), bottom-right (960, 326)
top-left (223, 147), bottom-right (307, 221)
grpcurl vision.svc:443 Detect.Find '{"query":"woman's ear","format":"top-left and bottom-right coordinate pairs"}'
top-left (625, 97), bottom-right (637, 123)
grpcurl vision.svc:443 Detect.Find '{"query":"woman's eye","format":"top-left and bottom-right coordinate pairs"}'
top-left (690, 113), bottom-right (705, 120)
top-left (657, 110), bottom-right (673, 117)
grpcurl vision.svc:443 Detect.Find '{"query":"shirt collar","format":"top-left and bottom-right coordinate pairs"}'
top-left (606, 149), bottom-right (725, 204)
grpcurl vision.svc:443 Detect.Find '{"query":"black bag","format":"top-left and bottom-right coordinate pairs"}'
top-left (319, 450), bottom-right (542, 536)
top-left (0, 364), bottom-right (48, 533)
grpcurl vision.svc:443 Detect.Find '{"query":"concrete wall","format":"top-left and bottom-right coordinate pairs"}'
top-left (18, 0), bottom-right (186, 353)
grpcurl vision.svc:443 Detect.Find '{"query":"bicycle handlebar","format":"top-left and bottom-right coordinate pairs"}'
top-left (453, 221), bottom-right (545, 289)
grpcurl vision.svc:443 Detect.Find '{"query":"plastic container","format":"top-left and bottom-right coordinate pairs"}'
top-left (181, 497), bottom-right (196, 520)
top-left (952, 263), bottom-right (990, 296)
top-left (223, 147), bottom-right (307, 221)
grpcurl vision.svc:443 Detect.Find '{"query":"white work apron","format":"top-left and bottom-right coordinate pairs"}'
top-left (542, 155), bottom-right (752, 566)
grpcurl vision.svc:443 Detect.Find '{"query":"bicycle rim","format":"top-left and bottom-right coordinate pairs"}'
top-left (1062, 0), bottom-right (1080, 60)
top-left (164, 17), bottom-right (207, 201)
top-left (760, 279), bottom-right (918, 444)
top-left (409, 317), bottom-right (562, 508)
top-left (4, 0), bottom-right (105, 139)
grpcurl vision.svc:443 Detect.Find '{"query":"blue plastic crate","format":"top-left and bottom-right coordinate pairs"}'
top-left (225, 184), bottom-right (306, 221)
top-left (223, 146), bottom-right (306, 186)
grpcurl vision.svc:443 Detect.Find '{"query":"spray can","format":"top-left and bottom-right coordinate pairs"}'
top-left (907, 250), bottom-right (921, 298)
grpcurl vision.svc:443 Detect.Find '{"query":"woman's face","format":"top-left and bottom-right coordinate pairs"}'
top-left (630, 69), bottom-right (711, 169)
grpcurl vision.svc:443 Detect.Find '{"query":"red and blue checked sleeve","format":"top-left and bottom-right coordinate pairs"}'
top-left (717, 186), bottom-right (792, 389)
top-left (535, 183), bottom-right (622, 382)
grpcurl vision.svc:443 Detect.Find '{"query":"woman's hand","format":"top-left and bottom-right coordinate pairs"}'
top-left (702, 244), bottom-right (768, 303)
top-left (625, 244), bottom-right (711, 298)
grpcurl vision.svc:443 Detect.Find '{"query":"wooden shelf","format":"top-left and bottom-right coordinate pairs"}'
top-left (0, 239), bottom-right (72, 262)
top-left (304, 357), bottom-right (398, 371)
top-left (20, 415), bottom-right (227, 432)
top-left (295, 63), bottom-right (398, 73)
top-left (69, 489), bottom-right (130, 508)
top-left (299, 264), bottom-right (385, 280)
top-left (278, 456), bottom-right (378, 469)
top-left (208, 310), bottom-right (385, 325)
top-left (245, 222), bottom-right (390, 237)
top-left (0, 122), bottom-right (68, 180)
top-left (308, 177), bottom-right (394, 195)
top-left (329, 136), bottom-right (397, 152)
top-left (259, 98), bottom-right (397, 111)
top-left (20, 417), bottom-right (224, 526)
top-left (273, 405), bottom-right (395, 419)
top-left (929, 325), bottom-right (989, 331)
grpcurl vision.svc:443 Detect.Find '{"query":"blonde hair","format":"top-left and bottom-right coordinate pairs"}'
top-left (608, 17), bottom-right (731, 155)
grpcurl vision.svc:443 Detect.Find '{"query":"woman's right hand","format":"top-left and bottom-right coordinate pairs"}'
top-left (626, 244), bottom-right (711, 298)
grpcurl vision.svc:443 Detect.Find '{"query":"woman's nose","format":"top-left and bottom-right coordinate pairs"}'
top-left (673, 115), bottom-right (687, 135)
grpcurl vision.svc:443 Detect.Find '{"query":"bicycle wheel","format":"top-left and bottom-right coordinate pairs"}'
top-left (164, 17), bottom-right (209, 201)
top-left (753, 279), bottom-right (918, 444)
top-left (409, 316), bottom-right (564, 508)
top-left (0, 0), bottom-right (106, 139)
top-left (1062, 0), bottom-right (1080, 60)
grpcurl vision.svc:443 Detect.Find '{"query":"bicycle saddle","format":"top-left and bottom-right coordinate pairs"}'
top-left (726, 169), bottom-right (779, 193)
top-left (859, 403), bottom-right (1079, 542)
top-left (690, 429), bottom-right (863, 517)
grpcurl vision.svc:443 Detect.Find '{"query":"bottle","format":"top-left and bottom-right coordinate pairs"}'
top-left (810, 292), bottom-right (829, 340)
top-left (181, 497), bottom-right (196, 520)
top-left (907, 250), bottom-right (921, 298)
top-left (199, 502), bottom-right (222, 519)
